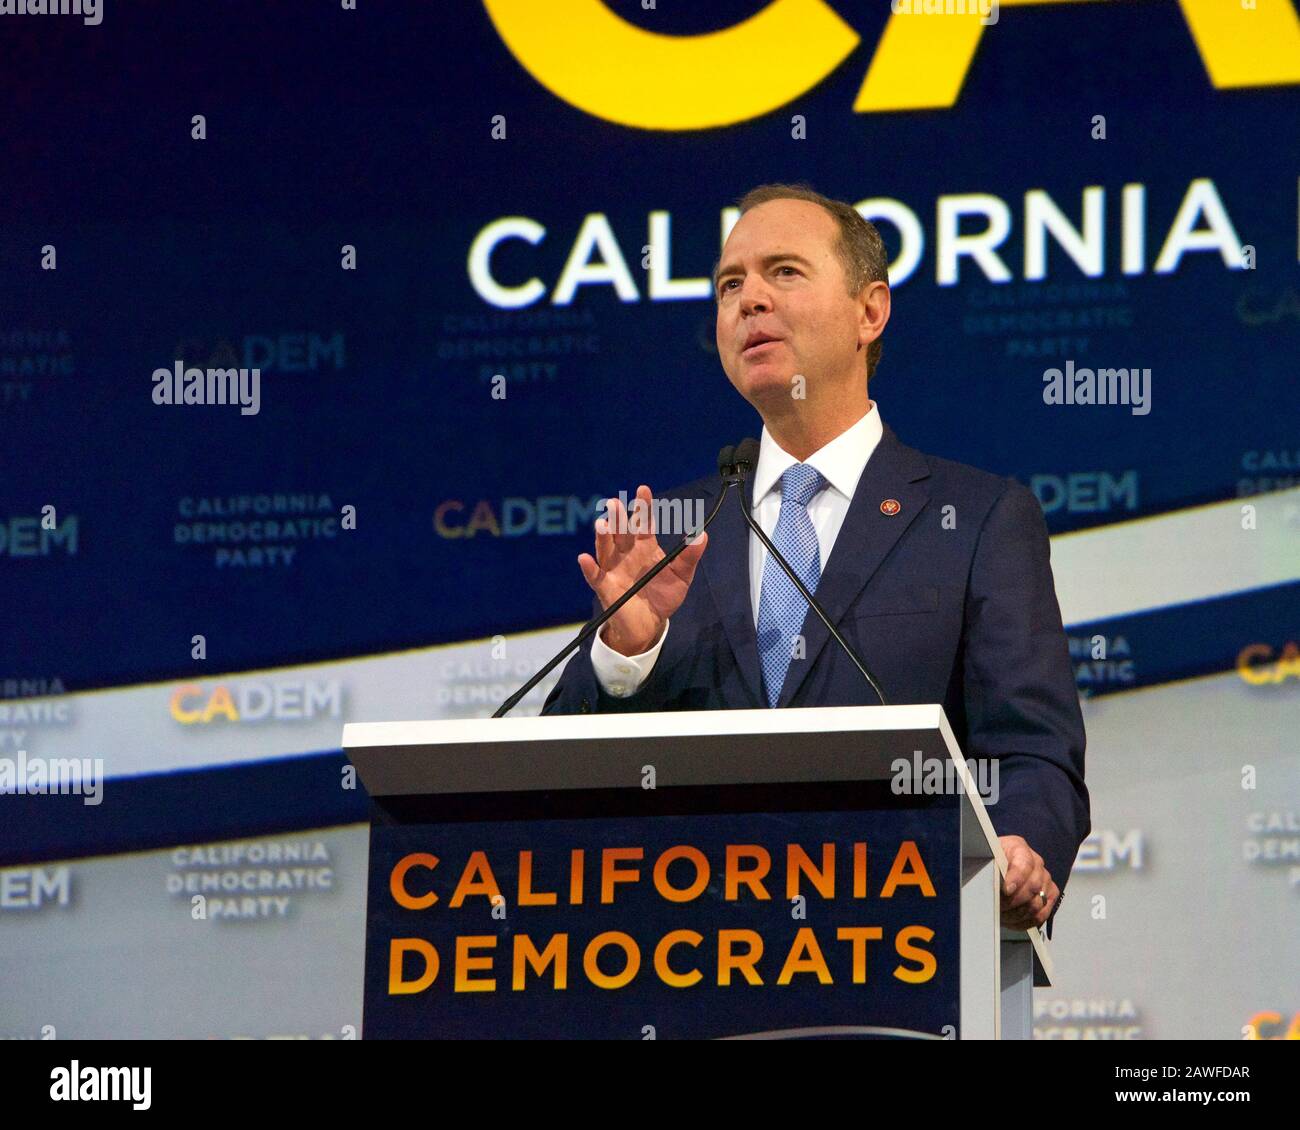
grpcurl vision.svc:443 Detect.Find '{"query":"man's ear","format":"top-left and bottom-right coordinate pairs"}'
top-left (859, 281), bottom-right (890, 350)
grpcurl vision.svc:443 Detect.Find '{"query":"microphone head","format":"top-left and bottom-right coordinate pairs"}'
top-left (716, 444), bottom-right (736, 476)
top-left (733, 437), bottom-right (760, 477)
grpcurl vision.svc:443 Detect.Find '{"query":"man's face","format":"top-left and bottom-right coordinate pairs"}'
top-left (715, 198), bottom-right (865, 412)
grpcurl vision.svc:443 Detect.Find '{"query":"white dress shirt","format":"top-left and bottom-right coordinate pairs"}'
top-left (591, 401), bottom-right (885, 697)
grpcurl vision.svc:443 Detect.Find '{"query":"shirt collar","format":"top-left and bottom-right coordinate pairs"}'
top-left (752, 401), bottom-right (884, 506)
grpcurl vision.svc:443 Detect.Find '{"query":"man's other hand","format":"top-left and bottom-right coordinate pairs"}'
top-left (998, 834), bottom-right (1059, 931)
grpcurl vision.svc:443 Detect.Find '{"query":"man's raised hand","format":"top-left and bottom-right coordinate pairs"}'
top-left (577, 484), bottom-right (708, 656)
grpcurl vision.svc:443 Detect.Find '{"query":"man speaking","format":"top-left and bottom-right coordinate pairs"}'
top-left (542, 183), bottom-right (1089, 936)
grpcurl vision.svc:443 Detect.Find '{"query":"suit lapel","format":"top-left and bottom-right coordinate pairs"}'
top-left (775, 424), bottom-right (932, 708)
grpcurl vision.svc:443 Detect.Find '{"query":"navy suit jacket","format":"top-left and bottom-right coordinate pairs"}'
top-left (542, 423), bottom-right (1090, 934)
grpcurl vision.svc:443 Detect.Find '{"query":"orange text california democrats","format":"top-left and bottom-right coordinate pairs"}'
top-left (385, 841), bottom-right (941, 994)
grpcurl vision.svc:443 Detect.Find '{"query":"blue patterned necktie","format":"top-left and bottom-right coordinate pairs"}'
top-left (756, 463), bottom-right (826, 707)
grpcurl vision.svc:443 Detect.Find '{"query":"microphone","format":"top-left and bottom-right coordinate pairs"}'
top-left (730, 436), bottom-right (890, 706)
top-left (493, 445), bottom-right (748, 718)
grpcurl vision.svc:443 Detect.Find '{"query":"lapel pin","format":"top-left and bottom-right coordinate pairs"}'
top-left (880, 498), bottom-right (901, 516)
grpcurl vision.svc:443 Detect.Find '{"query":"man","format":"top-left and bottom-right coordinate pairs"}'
top-left (542, 183), bottom-right (1089, 938)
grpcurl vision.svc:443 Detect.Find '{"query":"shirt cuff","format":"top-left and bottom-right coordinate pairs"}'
top-left (590, 620), bottom-right (670, 698)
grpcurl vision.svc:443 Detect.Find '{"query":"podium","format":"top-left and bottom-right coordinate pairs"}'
top-left (343, 704), bottom-right (1051, 1039)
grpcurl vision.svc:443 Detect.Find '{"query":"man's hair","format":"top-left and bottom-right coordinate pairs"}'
top-left (718, 182), bottom-right (890, 380)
